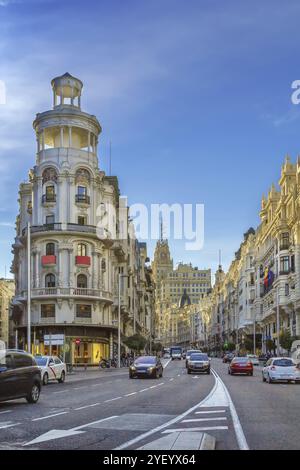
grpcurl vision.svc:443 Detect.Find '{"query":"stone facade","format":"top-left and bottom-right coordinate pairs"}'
top-left (203, 156), bottom-right (300, 355)
top-left (0, 279), bottom-right (15, 347)
top-left (11, 73), bottom-right (154, 364)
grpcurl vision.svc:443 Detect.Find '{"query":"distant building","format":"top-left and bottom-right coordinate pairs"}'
top-left (0, 278), bottom-right (15, 347)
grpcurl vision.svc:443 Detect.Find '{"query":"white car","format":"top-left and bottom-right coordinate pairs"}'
top-left (34, 355), bottom-right (66, 385)
top-left (262, 357), bottom-right (300, 384)
top-left (247, 354), bottom-right (260, 366)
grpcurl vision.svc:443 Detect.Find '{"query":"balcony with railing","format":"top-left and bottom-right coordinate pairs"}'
top-left (75, 256), bottom-right (91, 266)
top-left (42, 194), bottom-right (56, 204)
top-left (21, 287), bottom-right (113, 302)
top-left (22, 223), bottom-right (97, 236)
top-left (41, 255), bottom-right (56, 266)
top-left (75, 194), bottom-right (90, 204)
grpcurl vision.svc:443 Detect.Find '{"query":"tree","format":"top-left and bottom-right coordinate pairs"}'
top-left (123, 334), bottom-right (147, 352)
top-left (151, 342), bottom-right (163, 353)
top-left (227, 342), bottom-right (236, 352)
top-left (279, 330), bottom-right (299, 353)
top-left (266, 339), bottom-right (275, 353)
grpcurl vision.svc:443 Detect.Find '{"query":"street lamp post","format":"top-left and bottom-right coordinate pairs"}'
top-left (118, 272), bottom-right (131, 369)
top-left (27, 221), bottom-right (31, 354)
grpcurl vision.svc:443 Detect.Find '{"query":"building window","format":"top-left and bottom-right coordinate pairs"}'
top-left (280, 232), bottom-right (289, 250)
top-left (280, 256), bottom-right (290, 274)
top-left (45, 215), bottom-right (55, 226)
top-left (45, 185), bottom-right (55, 202)
top-left (41, 304), bottom-right (55, 318)
top-left (45, 273), bottom-right (56, 288)
top-left (78, 216), bottom-right (86, 226)
top-left (76, 304), bottom-right (92, 318)
top-left (77, 243), bottom-right (87, 257)
top-left (46, 243), bottom-right (55, 256)
top-left (285, 283), bottom-right (289, 296)
top-left (291, 255), bottom-right (295, 273)
top-left (77, 274), bottom-right (87, 288)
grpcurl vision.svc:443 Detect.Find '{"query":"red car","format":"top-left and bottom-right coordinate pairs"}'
top-left (228, 357), bottom-right (253, 376)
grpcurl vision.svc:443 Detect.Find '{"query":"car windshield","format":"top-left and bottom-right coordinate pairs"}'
top-left (190, 354), bottom-right (208, 361)
top-left (187, 350), bottom-right (200, 355)
top-left (172, 349), bottom-right (181, 354)
top-left (34, 357), bottom-right (48, 366)
top-left (233, 357), bottom-right (249, 363)
top-left (135, 356), bottom-right (156, 364)
top-left (273, 359), bottom-right (294, 367)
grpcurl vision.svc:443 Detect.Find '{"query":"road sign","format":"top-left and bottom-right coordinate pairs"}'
top-left (44, 334), bottom-right (65, 346)
top-left (75, 338), bottom-right (81, 345)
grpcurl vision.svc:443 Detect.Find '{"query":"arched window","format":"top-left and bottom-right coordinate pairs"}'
top-left (46, 243), bottom-right (55, 256)
top-left (77, 243), bottom-right (87, 257)
top-left (45, 273), bottom-right (56, 288)
top-left (77, 274), bottom-right (87, 289)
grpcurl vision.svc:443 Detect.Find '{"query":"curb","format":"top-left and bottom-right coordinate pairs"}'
top-left (200, 432), bottom-right (216, 450)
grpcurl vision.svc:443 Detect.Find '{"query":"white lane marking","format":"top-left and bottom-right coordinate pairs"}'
top-left (211, 369), bottom-right (249, 451)
top-left (114, 373), bottom-right (218, 450)
top-left (181, 417), bottom-right (227, 423)
top-left (74, 403), bottom-right (100, 410)
top-left (73, 386), bottom-right (87, 390)
top-left (177, 374), bottom-right (180, 377)
top-left (195, 410), bottom-right (226, 414)
top-left (0, 410), bottom-right (12, 415)
top-left (162, 426), bottom-right (228, 433)
top-left (169, 378), bottom-right (174, 382)
top-left (0, 422), bottom-right (21, 430)
top-left (32, 411), bottom-right (69, 422)
top-left (104, 397), bottom-right (122, 403)
top-left (53, 390), bottom-right (70, 394)
top-left (150, 385), bottom-right (158, 389)
top-left (23, 416), bottom-right (118, 446)
top-left (163, 358), bottom-right (172, 368)
top-left (125, 392), bottom-right (137, 397)
top-left (158, 382), bottom-right (164, 386)
top-left (139, 388), bottom-right (149, 393)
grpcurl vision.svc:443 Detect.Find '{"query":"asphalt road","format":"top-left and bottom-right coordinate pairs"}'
top-left (0, 358), bottom-right (299, 450)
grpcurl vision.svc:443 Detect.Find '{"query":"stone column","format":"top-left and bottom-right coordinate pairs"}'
top-left (60, 127), bottom-right (64, 147)
top-left (109, 330), bottom-right (113, 359)
top-left (68, 126), bottom-right (72, 147)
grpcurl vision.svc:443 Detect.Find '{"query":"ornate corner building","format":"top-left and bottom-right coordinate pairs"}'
top-left (11, 73), bottom-right (154, 364)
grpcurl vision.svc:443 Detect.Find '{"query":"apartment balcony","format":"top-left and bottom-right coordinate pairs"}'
top-left (75, 194), bottom-right (90, 205)
top-left (75, 255), bottom-right (91, 266)
top-left (42, 194), bottom-right (56, 205)
top-left (41, 255), bottom-right (56, 266)
top-left (280, 244), bottom-right (290, 251)
top-left (20, 287), bottom-right (113, 302)
top-left (22, 223), bottom-right (97, 236)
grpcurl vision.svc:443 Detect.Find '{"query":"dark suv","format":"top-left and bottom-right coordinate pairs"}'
top-left (0, 350), bottom-right (42, 403)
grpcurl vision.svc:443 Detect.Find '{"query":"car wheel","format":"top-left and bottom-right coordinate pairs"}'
top-left (207, 369), bottom-right (210, 375)
top-left (43, 372), bottom-right (49, 385)
top-left (26, 383), bottom-right (40, 403)
top-left (262, 373), bottom-right (266, 382)
top-left (228, 369), bottom-right (231, 375)
top-left (249, 372), bottom-right (253, 376)
top-left (187, 369), bottom-right (191, 374)
top-left (58, 371), bottom-right (65, 383)
top-left (129, 374), bottom-right (133, 379)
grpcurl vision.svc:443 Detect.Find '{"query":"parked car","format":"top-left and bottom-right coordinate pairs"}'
top-left (262, 357), bottom-right (300, 384)
top-left (185, 349), bottom-right (202, 368)
top-left (0, 349), bottom-right (41, 403)
top-left (34, 355), bottom-right (66, 385)
top-left (129, 356), bottom-right (163, 379)
top-left (228, 357), bottom-right (253, 376)
top-left (259, 354), bottom-right (268, 365)
top-left (246, 354), bottom-right (260, 366)
top-left (223, 353), bottom-right (234, 363)
top-left (187, 353), bottom-right (210, 374)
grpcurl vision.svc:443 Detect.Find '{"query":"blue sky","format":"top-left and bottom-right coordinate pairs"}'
top-left (1, 0), bottom-right (300, 279)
